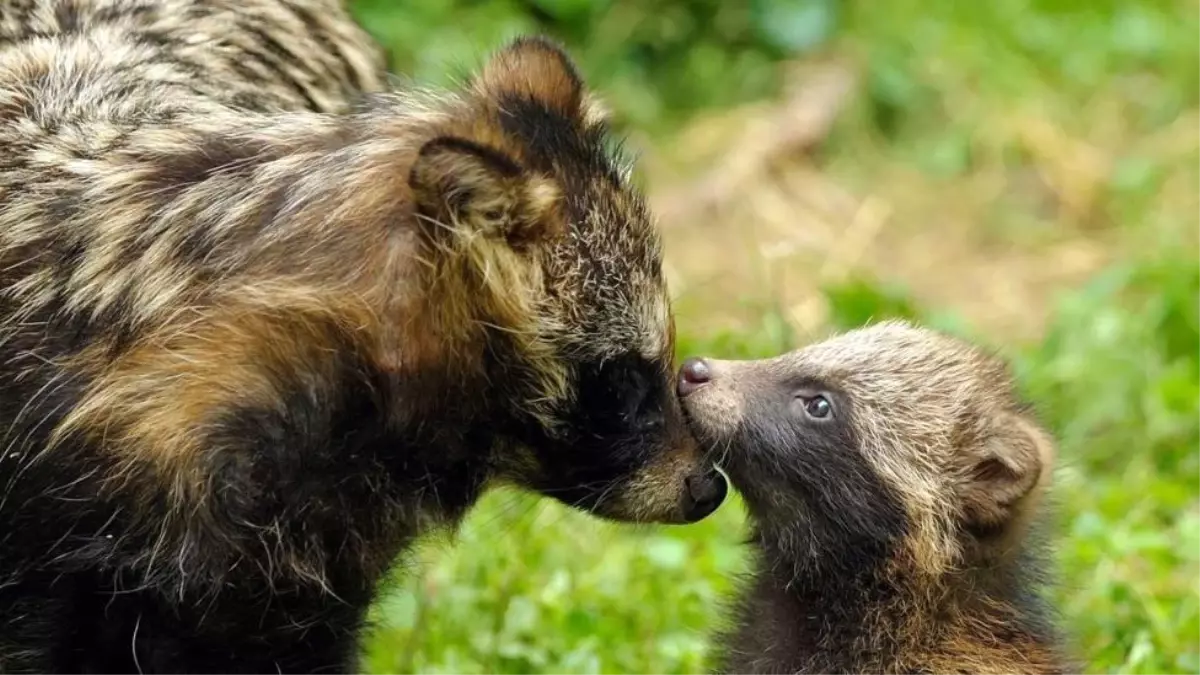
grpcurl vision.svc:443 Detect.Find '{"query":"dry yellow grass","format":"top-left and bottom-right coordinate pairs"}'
top-left (645, 59), bottom-right (1198, 345)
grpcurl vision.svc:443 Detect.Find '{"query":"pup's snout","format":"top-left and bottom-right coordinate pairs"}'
top-left (678, 357), bottom-right (712, 397)
top-left (680, 468), bottom-right (728, 522)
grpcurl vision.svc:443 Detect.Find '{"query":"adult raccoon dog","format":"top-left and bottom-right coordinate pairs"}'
top-left (679, 321), bottom-right (1072, 674)
top-left (0, 2), bottom-right (726, 672)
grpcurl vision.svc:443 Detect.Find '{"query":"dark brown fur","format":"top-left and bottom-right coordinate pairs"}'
top-left (0, 3), bottom-right (725, 672)
top-left (679, 320), bottom-right (1074, 674)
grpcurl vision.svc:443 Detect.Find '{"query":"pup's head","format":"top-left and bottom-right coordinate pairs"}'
top-left (678, 320), bottom-right (1054, 572)
top-left (406, 37), bottom-right (726, 524)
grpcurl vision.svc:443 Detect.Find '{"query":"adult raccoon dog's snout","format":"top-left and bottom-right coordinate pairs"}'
top-left (509, 349), bottom-right (728, 525)
top-left (681, 468), bottom-right (728, 523)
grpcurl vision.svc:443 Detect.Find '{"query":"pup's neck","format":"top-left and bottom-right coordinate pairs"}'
top-left (717, 527), bottom-right (1069, 674)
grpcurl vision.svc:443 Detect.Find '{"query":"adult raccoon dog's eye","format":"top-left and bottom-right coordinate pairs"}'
top-left (796, 393), bottom-right (833, 420)
top-left (636, 401), bottom-right (664, 431)
top-left (582, 353), bottom-right (667, 433)
top-left (628, 379), bottom-right (664, 431)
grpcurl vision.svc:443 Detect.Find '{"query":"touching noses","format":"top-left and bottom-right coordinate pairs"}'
top-left (677, 357), bottom-right (711, 397)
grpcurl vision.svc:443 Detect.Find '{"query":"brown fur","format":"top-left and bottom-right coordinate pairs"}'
top-left (680, 320), bottom-right (1075, 674)
top-left (0, 4), bottom-right (723, 671)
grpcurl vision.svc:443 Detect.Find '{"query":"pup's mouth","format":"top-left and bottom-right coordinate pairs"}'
top-left (678, 398), bottom-right (736, 464)
top-left (678, 407), bottom-right (775, 510)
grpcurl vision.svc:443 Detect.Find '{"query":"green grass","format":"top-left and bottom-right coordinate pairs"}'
top-left (347, 0), bottom-right (1199, 672)
top-left (357, 253), bottom-right (1199, 674)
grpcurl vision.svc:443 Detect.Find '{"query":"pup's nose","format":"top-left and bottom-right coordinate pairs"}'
top-left (677, 357), bottom-right (711, 397)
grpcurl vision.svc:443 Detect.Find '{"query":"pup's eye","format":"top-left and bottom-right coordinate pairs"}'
top-left (801, 395), bottom-right (833, 420)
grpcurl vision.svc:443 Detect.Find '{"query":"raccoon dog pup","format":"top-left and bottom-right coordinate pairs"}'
top-left (679, 320), bottom-right (1073, 674)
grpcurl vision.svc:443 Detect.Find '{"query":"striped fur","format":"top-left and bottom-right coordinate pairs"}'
top-left (0, 3), bottom-right (721, 672)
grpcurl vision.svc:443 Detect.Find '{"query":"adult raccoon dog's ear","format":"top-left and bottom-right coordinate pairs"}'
top-left (409, 135), bottom-right (564, 251)
top-left (473, 35), bottom-right (609, 126)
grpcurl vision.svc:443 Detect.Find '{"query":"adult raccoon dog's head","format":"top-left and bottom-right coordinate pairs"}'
top-left (406, 37), bottom-right (726, 524)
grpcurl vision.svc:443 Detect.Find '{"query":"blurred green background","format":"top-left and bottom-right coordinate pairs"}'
top-left (347, 0), bottom-right (1199, 673)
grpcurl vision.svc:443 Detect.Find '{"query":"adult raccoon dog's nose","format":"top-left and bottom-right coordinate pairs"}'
top-left (681, 468), bottom-right (728, 522)
top-left (678, 357), bottom-right (712, 397)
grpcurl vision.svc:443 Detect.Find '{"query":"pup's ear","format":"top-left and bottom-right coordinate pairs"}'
top-left (473, 35), bottom-right (607, 124)
top-left (959, 412), bottom-right (1055, 537)
top-left (409, 135), bottom-right (563, 251)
